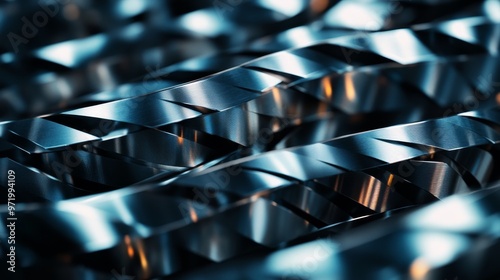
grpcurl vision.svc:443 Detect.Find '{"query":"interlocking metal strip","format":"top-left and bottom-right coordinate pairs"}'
top-left (1, 0), bottom-right (500, 279)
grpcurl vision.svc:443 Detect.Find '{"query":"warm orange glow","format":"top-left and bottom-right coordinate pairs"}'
top-left (311, 0), bottom-right (329, 13)
top-left (136, 241), bottom-right (149, 273)
top-left (272, 87), bottom-right (282, 106)
top-left (410, 258), bottom-right (430, 280)
top-left (178, 129), bottom-right (184, 144)
top-left (189, 207), bottom-right (198, 222)
top-left (358, 176), bottom-right (373, 208)
top-left (344, 73), bottom-right (356, 101)
top-left (367, 177), bottom-right (380, 210)
top-left (322, 77), bottom-right (333, 100)
top-left (428, 146), bottom-right (436, 159)
top-left (124, 235), bottom-right (134, 258)
top-left (360, 178), bottom-right (371, 206)
top-left (496, 92), bottom-right (500, 104)
top-left (270, 87), bottom-right (284, 116)
top-left (387, 174), bottom-right (394, 186)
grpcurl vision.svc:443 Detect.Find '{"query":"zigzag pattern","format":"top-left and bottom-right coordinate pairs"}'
top-left (1, 0), bottom-right (500, 279)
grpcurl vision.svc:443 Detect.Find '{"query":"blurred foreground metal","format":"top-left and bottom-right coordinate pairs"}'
top-left (1, 0), bottom-right (500, 279)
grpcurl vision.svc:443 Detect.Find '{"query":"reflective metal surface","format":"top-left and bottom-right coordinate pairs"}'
top-left (1, 0), bottom-right (500, 279)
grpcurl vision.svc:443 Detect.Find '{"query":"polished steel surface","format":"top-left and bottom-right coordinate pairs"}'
top-left (1, 0), bottom-right (500, 279)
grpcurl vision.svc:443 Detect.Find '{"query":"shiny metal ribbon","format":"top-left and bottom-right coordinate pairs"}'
top-left (1, 0), bottom-right (500, 279)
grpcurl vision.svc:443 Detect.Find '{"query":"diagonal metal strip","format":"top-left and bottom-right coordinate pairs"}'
top-left (1, 1), bottom-right (500, 279)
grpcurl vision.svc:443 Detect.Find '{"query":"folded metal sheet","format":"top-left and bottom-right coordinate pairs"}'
top-left (1, 0), bottom-right (500, 279)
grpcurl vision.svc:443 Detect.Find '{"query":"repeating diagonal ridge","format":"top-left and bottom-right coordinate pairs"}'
top-left (1, 1), bottom-right (500, 279)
